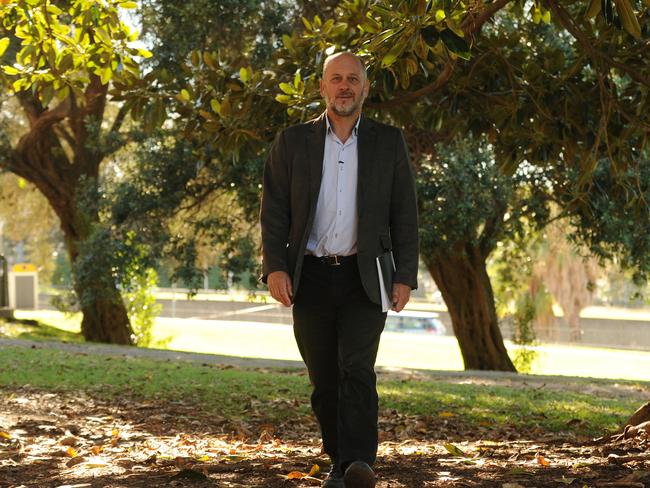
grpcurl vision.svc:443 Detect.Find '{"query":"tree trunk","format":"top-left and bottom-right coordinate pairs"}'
top-left (424, 246), bottom-right (516, 372)
top-left (61, 212), bottom-right (134, 346)
top-left (75, 272), bottom-right (133, 344)
top-left (8, 85), bottom-right (134, 345)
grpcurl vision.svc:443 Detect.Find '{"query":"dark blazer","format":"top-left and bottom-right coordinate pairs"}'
top-left (260, 112), bottom-right (419, 305)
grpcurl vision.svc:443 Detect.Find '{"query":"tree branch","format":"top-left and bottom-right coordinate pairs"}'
top-left (548, 0), bottom-right (650, 89)
top-left (16, 91), bottom-right (69, 131)
top-left (369, 0), bottom-right (514, 109)
top-left (109, 103), bottom-right (129, 136)
top-left (461, 0), bottom-right (514, 35)
top-left (367, 62), bottom-right (455, 109)
top-left (15, 94), bottom-right (71, 156)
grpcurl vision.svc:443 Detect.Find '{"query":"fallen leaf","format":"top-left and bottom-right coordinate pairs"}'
top-left (0, 431), bottom-right (11, 439)
top-left (438, 411), bottom-right (456, 418)
top-left (536, 453), bottom-right (551, 467)
top-left (223, 454), bottom-right (246, 462)
top-left (83, 462), bottom-right (110, 469)
top-left (308, 464), bottom-right (320, 476)
top-left (90, 446), bottom-right (102, 455)
top-left (443, 443), bottom-right (467, 457)
top-left (286, 471), bottom-right (307, 479)
top-left (66, 455), bottom-right (86, 467)
top-left (60, 436), bottom-right (78, 446)
top-left (505, 467), bottom-right (535, 476)
top-left (65, 447), bottom-right (78, 458)
top-left (502, 484), bottom-right (526, 488)
top-left (555, 476), bottom-right (576, 485)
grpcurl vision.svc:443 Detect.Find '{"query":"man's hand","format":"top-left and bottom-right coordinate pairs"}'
top-left (268, 271), bottom-right (293, 307)
top-left (391, 282), bottom-right (411, 312)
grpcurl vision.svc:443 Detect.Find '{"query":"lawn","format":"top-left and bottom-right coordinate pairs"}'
top-left (6, 310), bottom-right (650, 381)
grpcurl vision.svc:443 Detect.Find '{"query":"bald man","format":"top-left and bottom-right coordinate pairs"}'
top-left (261, 52), bottom-right (419, 488)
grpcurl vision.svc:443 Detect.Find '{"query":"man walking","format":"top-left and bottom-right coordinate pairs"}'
top-left (260, 52), bottom-right (419, 488)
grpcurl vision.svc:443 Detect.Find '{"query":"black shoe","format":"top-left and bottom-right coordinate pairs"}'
top-left (321, 463), bottom-right (344, 488)
top-left (344, 461), bottom-right (376, 488)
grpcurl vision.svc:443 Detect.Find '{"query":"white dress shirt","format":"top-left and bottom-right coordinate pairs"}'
top-left (306, 115), bottom-right (361, 257)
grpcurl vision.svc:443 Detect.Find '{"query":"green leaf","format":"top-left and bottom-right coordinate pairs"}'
top-left (443, 443), bottom-right (467, 457)
top-left (421, 26), bottom-right (439, 46)
top-left (239, 67), bottom-right (249, 84)
top-left (3, 65), bottom-right (20, 76)
top-left (119, 1), bottom-right (138, 8)
top-left (279, 82), bottom-right (295, 94)
top-left (381, 40), bottom-right (406, 69)
top-left (203, 51), bottom-right (217, 70)
top-left (275, 94), bottom-right (292, 103)
top-left (100, 66), bottom-right (112, 85)
top-left (180, 89), bottom-right (191, 101)
top-left (0, 38), bottom-right (9, 58)
top-left (440, 29), bottom-right (471, 60)
top-left (220, 98), bottom-right (231, 117)
top-left (210, 99), bottom-right (221, 114)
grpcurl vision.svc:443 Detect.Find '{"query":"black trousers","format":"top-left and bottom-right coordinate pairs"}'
top-left (292, 255), bottom-right (386, 466)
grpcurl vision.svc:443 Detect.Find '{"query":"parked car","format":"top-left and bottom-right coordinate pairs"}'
top-left (384, 310), bottom-right (446, 335)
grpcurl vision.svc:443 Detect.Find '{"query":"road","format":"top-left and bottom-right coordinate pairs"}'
top-left (38, 293), bottom-right (650, 350)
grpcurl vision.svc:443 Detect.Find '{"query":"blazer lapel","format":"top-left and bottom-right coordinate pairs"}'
top-left (307, 112), bottom-right (327, 217)
top-left (357, 115), bottom-right (378, 212)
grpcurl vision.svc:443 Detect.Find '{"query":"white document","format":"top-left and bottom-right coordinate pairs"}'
top-left (376, 256), bottom-right (392, 313)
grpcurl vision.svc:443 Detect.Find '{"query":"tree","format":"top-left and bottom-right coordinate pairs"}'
top-left (56, 0), bottom-right (646, 367)
top-left (98, 0), bottom-right (297, 291)
top-left (0, 0), bottom-right (151, 344)
top-left (416, 135), bottom-right (550, 370)
top-left (534, 220), bottom-right (599, 342)
top-left (119, 0), bottom-right (648, 370)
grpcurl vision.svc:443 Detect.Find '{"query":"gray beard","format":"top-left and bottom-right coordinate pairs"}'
top-left (326, 96), bottom-right (363, 117)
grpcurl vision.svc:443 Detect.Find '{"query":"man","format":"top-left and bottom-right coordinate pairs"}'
top-left (260, 52), bottom-right (418, 488)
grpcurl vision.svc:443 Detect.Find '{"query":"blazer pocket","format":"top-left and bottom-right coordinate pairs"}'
top-left (380, 234), bottom-right (392, 251)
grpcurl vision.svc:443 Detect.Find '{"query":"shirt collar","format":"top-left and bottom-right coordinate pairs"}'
top-left (325, 113), bottom-right (362, 137)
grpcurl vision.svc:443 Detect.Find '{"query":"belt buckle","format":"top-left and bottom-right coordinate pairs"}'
top-left (327, 255), bottom-right (341, 266)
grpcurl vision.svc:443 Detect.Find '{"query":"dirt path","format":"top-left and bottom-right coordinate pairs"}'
top-left (1, 384), bottom-right (649, 487)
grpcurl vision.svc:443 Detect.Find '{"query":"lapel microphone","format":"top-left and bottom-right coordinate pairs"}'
top-left (338, 160), bottom-right (344, 164)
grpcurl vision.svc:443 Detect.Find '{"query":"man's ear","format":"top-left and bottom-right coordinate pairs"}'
top-left (363, 78), bottom-right (370, 98)
top-left (319, 79), bottom-right (325, 98)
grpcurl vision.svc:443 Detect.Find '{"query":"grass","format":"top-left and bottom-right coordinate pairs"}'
top-left (0, 345), bottom-right (644, 437)
top-left (6, 310), bottom-right (650, 382)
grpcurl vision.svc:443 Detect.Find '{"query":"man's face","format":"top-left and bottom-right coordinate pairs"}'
top-left (320, 55), bottom-right (369, 118)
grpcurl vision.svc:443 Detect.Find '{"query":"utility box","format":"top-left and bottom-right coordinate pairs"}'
top-left (9, 263), bottom-right (38, 310)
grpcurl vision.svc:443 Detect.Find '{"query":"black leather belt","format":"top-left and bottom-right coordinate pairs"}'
top-left (306, 254), bottom-right (357, 266)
